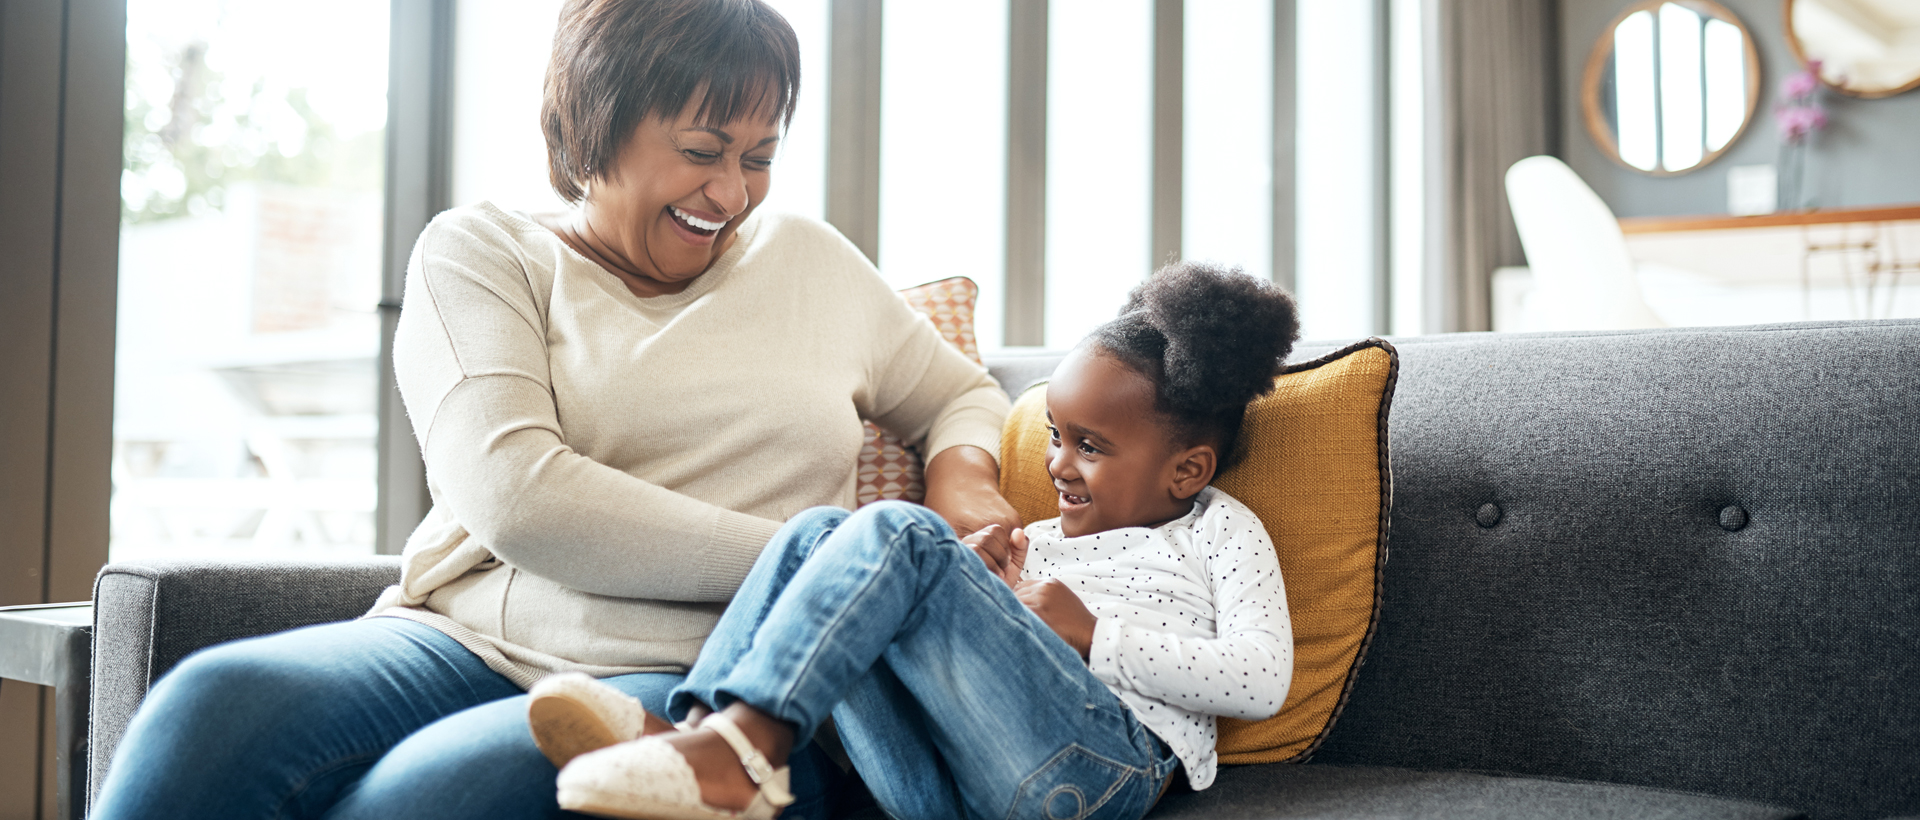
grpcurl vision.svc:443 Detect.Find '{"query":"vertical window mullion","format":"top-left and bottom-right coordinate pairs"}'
top-left (376, 0), bottom-right (454, 555)
top-left (1272, 0), bottom-right (1297, 292)
top-left (1151, 0), bottom-right (1182, 270)
top-left (1004, 0), bottom-right (1049, 346)
top-left (826, 0), bottom-right (882, 264)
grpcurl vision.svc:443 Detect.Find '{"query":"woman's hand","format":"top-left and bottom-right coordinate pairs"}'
top-left (923, 445), bottom-right (1020, 539)
top-left (962, 524), bottom-right (1029, 587)
top-left (1016, 578), bottom-right (1097, 661)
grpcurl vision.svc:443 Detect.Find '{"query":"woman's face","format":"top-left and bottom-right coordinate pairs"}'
top-left (582, 96), bottom-right (781, 294)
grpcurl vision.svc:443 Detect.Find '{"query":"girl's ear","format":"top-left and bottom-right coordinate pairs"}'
top-left (1167, 444), bottom-right (1217, 500)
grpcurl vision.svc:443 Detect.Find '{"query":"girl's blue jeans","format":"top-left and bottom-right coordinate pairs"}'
top-left (671, 502), bottom-right (1180, 820)
top-left (88, 617), bottom-right (851, 819)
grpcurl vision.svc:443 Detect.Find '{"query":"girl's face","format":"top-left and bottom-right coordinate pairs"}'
top-left (581, 96), bottom-right (781, 295)
top-left (1044, 346), bottom-right (1210, 537)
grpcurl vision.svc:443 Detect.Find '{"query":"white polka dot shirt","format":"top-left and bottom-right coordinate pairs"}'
top-left (1021, 486), bottom-right (1293, 790)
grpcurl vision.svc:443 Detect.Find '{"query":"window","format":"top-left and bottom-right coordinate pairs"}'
top-left (1183, 0), bottom-right (1275, 284)
top-left (1294, 0), bottom-right (1384, 340)
top-left (1390, 0), bottom-right (1428, 336)
top-left (114, 0), bottom-right (392, 560)
top-left (1044, 0), bottom-right (1155, 349)
top-left (878, 0), bottom-right (1009, 351)
top-left (759, 0), bottom-right (831, 222)
top-left (449, 0), bottom-right (567, 213)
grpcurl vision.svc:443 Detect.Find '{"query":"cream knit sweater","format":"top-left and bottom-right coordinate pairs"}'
top-left (365, 202), bottom-right (1009, 688)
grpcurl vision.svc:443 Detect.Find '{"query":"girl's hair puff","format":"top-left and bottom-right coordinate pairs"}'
top-left (1088, 262), bottom-right (1300, 468)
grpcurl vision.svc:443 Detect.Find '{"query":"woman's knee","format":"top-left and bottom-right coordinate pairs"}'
top-left (150, 636), bottom-right (328, 711)
top-left (140, 620), bottom-right (484, 730)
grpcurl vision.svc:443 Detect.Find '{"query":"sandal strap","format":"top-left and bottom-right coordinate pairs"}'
top-left (704, 714), bottom-right (795, 808)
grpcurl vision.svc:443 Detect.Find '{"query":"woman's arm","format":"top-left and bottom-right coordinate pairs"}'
top-left (844, 261), bottom-right (1016, 537)
top-left (923, 444), bottom-right (1020, 538)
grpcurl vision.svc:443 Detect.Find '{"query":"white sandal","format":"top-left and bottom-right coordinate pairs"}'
top-left (527, 672), bottom-right (681, 768)
top-left (556, 712), bottom-right (795, 820)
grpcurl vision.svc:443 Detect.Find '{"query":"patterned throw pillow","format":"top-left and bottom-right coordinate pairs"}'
top-left (854, 277), bottom-right (982, 506)
top-left (998, 339), bottom-right (1398, 763)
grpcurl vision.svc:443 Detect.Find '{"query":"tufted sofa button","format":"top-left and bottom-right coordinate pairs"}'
top-left (1719, 505), bottom-right (1748, 531)
top-left (1475, 502), bottom-right (1502, 528)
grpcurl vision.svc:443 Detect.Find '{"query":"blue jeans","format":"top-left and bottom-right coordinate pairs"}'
top-left (672, 502), bottom-right (1180, 820)
top-left (90, 617), bottom-right (851, 819)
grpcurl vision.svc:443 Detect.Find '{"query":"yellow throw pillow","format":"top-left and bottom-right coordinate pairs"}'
top-left (855, 277), bottom-right (982, 506)
top-left (998, 339), bottom-right (1397, 763)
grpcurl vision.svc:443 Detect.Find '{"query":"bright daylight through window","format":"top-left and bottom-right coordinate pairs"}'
top-left (114, 0), bottom-right (391, 560)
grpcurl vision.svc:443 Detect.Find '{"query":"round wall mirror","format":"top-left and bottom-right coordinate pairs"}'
top-left (1582, 0), bottom-right (1761, 176)
top-left (1786, 0), bottom-right (1920, 98)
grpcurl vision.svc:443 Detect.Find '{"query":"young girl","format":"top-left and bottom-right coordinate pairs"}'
top-left (530, 262), bottom-right (1301, 820)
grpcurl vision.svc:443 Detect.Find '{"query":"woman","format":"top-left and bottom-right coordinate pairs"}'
top-left (89, 1), bottom-right (1016, 817)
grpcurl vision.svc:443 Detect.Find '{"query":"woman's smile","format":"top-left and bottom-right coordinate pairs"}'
top-left (666, 204), bottom-right (730, 244)
top-left (669, 205), bottom-right (728, 234)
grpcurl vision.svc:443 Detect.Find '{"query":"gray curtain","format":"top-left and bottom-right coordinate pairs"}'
top-left (1425, 0), bottom-right (1559, 333)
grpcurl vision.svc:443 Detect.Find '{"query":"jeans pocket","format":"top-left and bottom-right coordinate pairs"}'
top-left (1004, 744), bottom-right (1147, 820)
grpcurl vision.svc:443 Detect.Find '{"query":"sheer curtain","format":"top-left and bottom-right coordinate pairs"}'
top-left (1427, 0), bottom-right (1557, 333)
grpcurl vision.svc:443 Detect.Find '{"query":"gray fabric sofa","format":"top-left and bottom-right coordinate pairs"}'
top-left (90, 320), bottom-right (1920, 818)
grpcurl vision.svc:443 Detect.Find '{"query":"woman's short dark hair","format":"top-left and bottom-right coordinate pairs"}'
top-left (542, 0), bottom-right (801, 203)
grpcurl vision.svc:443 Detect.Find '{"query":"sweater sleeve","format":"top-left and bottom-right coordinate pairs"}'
top-left (851, 269), bottom-right (1009, 462)
top-left (395, 213), bottom-right (782, 603)
top-left (1085, 509), bottom-right (1294, 720)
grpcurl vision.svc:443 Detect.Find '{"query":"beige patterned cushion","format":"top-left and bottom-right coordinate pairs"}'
top-left (854, 277), bottom-right (982, 506)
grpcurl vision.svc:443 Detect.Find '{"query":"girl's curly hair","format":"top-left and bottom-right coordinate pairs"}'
top-left (1088, 262), bottom-right (1300, 468)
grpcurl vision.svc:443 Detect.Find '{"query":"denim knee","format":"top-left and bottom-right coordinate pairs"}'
top-left (785, 505), bottom-right (852, 533)
top-left (152, 639), bottom-right (308, 708)
top-left (840, 502), bottom-right (967, 570)
top-left (846, 500), bottom-right (952, 537)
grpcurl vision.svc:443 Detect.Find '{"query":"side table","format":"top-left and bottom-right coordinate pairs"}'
top-left (0, 602), bottom-right (93, 820)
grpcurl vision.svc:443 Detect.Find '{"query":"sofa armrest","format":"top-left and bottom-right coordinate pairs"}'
top-left (89, 557), bottom-right (401, 805)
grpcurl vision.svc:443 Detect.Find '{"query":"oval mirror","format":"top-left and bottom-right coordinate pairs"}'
top-left (1582, 0), bottom-right (1761, 175)
top-left (1786, 0), bottom-right (1920, 98)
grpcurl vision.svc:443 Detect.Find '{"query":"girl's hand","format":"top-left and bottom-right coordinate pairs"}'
top-left (962, 524), bottom-right (1029, 587)
top-left (924, 445), bottom-right (1021, 538)
top-left (1015, 578), bottom-right (1097, 660)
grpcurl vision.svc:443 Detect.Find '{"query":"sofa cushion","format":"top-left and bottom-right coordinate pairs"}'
top-left (998, 339), bottom-right (1398, 764)
top-left (854, 276), bottom-right (982, 505)
top-left (1147, 764), bottom-right (1806, 819)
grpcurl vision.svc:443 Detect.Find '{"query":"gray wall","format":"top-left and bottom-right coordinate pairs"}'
top-left (1560, 0), bottom-right (1920, 218)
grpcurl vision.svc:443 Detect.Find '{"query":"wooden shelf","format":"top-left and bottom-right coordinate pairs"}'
top-left (1618, 204), bottom-right (1920, 234)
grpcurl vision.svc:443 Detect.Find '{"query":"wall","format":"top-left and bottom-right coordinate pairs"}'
top-left (1560, 0), bottom-right (1920, 218)
top-left (0, 0), bottom-right (123, 815)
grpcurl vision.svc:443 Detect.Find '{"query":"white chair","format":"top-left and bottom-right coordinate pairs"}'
top-left (1504, 155), bottom-right (1666, 331)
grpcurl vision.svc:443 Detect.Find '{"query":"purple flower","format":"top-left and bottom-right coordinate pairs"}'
top-left (1775, 104), bottom-right (1827, 143)
top-left (1775, 61), bottom-right (1828, 143)
top-left (1781, 71), bottom-right (1819, 101)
